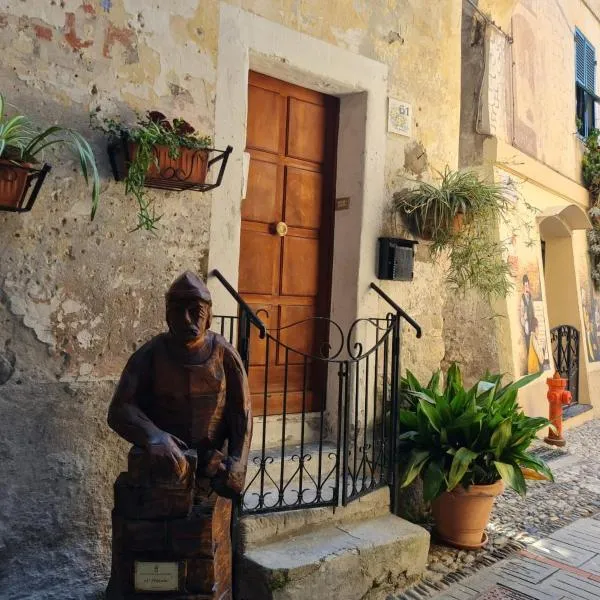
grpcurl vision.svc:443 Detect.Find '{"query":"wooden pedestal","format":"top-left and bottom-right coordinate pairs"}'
top-left (107, 448), bottom-right (232, 600)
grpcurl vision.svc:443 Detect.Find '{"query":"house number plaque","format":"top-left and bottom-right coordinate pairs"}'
top-left (134, 561), bottom-right (180, 592)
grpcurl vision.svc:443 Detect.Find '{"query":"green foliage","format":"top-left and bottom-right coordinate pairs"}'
top-left (396, 363), bottom-right (553, 502)
top-left (392, 168), bottom-right (523, 299)
top-left (582, 129), bottom-right (600, 289)
top-left (0, 92), bottom-right (100, 219)
top-left (99, 111), bottom-right (212, 231)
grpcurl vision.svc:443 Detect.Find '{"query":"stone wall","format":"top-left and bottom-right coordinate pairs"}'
top-left (0, 1), bottom-right (462, 597)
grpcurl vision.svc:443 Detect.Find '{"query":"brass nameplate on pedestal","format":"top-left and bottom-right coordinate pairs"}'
top-left (134, 561), bottom-right (180, 592)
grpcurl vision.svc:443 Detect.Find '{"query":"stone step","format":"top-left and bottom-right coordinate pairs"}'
top-left (237, 513), bottom-right (430, 600)
top-left (240, 486), bottom-right (391, 549)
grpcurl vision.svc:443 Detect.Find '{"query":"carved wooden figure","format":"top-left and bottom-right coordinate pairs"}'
top-left (106, 272), bottom-right (252, 600)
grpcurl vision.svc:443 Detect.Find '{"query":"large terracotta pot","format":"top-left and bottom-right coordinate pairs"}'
top-left (431, 479), bottom-right (504, 550)
top-left (127, 143), bottom-right (209, 184)
top-left (0, 159), bottom-right (32, 209)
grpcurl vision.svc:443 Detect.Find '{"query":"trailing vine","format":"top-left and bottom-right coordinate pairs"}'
top-left (95, 111), bottom-right (212, 231)
top-left (582, 129), bottom-right (600, 289)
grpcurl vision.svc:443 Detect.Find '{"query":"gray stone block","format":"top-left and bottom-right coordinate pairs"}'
top-left (238, 514), bottom-right (430, 600)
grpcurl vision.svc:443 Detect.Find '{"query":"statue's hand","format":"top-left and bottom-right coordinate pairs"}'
top-left (146, 431), bottom-right (189, 481)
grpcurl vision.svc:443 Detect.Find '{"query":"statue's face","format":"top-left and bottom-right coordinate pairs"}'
top-left (166, 298), bottom-right (211, 343)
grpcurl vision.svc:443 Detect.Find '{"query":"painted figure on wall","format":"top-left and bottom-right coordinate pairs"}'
top-left (106, 271), bottom-right (252, 599)
top-left (517, 265), bottom-right (550, 375)
top-left (520, 273), bottom-right (535, 349)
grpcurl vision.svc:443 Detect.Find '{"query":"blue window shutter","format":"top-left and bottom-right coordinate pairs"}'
top-left (586, 40), bottom-right (596, 92)
top-left (576, 29), bottom-right (586, 86)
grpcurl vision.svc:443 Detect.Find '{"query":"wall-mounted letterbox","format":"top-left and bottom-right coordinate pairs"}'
top-left (377, 238), bottom-right (418, 281)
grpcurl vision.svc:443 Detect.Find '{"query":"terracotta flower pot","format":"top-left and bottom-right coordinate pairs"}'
top-left (431, 479), bottom-right (504, 550)
top-left (452, 212), bottom-right (465, 234)
top-left (127, 143), bottom-right (209, 184)
top-left (0, 159), bottom-right (32, 209)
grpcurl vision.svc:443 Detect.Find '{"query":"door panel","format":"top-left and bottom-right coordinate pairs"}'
top-left (240, 71), bottom-right (338, 416)
top-left (246, 85), bottom-right (283, 153)
top-left (242, 159), bottom-right (280, 223)
top-left (238, 231), bottom-right (278, 295)
top-left (287, 98), bottom-right (326, 162)
top-left (285, 168), bottom-right (323, 229)
top-left (281, 237), bottom-right (320, 297)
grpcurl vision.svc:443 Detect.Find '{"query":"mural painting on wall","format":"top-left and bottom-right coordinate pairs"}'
top-left (517, 263), bottom-right (551, 375)
top-left (580, 274), bottom-right (600, 362)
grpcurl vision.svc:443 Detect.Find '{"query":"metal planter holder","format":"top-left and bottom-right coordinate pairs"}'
top-left (107, 134), bottom-right (233, 193)
top-left (0, 161), bottom-right (52, 213)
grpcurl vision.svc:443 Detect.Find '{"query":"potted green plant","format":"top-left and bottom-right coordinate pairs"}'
top-left (0, 93), bottom-right (99, 216)
top-left (392, 168), bottom-right (517, 298)
top-left (103, 111), bottom-right (212, 231)
top-left (397, 363), bottom-right (553, 550)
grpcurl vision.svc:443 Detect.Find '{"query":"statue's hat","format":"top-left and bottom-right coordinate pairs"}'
top-left (166, 271), bottom-right (212, 304)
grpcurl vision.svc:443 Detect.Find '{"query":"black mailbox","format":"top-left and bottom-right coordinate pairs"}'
top-left (377, 238), bottom-right (418, 281)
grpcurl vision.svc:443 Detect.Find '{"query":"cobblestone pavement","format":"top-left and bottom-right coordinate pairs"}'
top-left (392, 418), bottom-right (600, 600)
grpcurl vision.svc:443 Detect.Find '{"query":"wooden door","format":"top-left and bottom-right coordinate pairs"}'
top-left (239, 71), bottom-right (338, 416)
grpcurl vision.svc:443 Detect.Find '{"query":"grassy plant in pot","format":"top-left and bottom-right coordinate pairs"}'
top-left (397, 364), bottom-right (553, 550)
top-left (0, 93), bottom-right (100, 215)
top-left (393, 168), bottom-right (516, 298)
top-left (103, 111), bottom-right (212, 231)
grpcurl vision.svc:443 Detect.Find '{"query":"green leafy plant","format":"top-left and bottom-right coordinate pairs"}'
top-left (397, 363), bottom-right (553, 502)
top-left (100, 111), bottom-right (212, 231)
top-left (0, 93), bottom-right (100, 217)
top-left (392, 168), bottom-right (522, 298)
top-left (581, 129), bottom-right (600, 288)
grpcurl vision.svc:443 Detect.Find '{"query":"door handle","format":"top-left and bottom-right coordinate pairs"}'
top-left (274, 221), bottom-right (288, 237)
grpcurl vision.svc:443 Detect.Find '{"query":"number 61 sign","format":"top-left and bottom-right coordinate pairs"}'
top-left (387, 98), bottom-right (412, 137)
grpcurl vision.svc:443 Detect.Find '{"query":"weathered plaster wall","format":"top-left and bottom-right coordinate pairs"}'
top-left (0, 1), bottom-right (462, 597)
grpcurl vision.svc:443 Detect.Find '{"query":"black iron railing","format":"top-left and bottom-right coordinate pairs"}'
top-left (209, 270), bottom-right (421, 515)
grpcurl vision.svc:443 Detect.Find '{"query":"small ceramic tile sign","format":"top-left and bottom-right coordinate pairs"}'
top-left (387, 98), bottom-right (412, 137)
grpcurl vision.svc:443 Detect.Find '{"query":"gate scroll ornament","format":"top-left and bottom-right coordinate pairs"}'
top-left (106, 272), bottom-right (252, 600)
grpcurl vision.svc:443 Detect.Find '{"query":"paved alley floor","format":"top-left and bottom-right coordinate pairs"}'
top-left (393, 417), bottom-right (600, 600)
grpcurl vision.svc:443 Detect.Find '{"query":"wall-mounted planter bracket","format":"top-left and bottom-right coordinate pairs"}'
top-left (107, 135), bottom-right (233, 193)
top-left (0, 161), bottom-right (52, 213)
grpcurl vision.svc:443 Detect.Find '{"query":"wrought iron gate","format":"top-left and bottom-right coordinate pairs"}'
top-left (210, 270), bottom-right (421, 515)
top-left (550, 325), bottom-right (579, 405)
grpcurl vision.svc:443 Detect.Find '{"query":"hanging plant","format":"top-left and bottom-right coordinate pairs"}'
top-left (100, 111), bottom-right (212, 231)
top-left (0, 92), bottom-right (100, 216)
top-left (393, 168), bottom-right (521, 299)
top-left (581, 129), bottom-right (600, 289)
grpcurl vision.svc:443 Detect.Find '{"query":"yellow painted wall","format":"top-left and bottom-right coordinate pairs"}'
top-left (484, 0), bottom-right (600, 184)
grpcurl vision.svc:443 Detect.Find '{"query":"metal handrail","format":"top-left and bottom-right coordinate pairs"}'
top-left (210, 269), bottom-right (267, 338)
top-left (370, 282), bottom-right (422, 338)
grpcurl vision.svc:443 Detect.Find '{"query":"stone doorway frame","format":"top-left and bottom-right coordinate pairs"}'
top-left (208, 3), bottom-right (388, 329)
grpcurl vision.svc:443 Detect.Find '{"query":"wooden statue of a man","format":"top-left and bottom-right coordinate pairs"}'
top-left (106, 271), bottom-right (252, 600)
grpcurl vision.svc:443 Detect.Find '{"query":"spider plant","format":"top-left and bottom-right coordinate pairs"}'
top-left (392, 168), bottom-right (516, 298)
top-left (393, 167), bottom-right (512, 244)
top-left (0, 93), bottom-right (100, 218)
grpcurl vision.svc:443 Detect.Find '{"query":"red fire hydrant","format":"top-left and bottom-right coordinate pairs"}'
top-left (544, 371), bottom-right (572, 447)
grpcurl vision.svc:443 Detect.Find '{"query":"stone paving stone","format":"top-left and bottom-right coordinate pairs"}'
top-left (497, 556), bottom-right (558, 584)
top-left (476, 585), bottom-right (537, 599)
top-left (540, 570), bottom-right (600, 600)
top-left (579, 553), bottom-right (600, 576)
top-left (529, 537), bottom-right (596, 566)
top-left (547, 518), bottom-right (600, 553)
top-left (494, 571), bottom-right (561, 600)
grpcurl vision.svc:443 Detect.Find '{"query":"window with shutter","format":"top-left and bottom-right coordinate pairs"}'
top-left (576, 28), bottom-right (597, 137)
